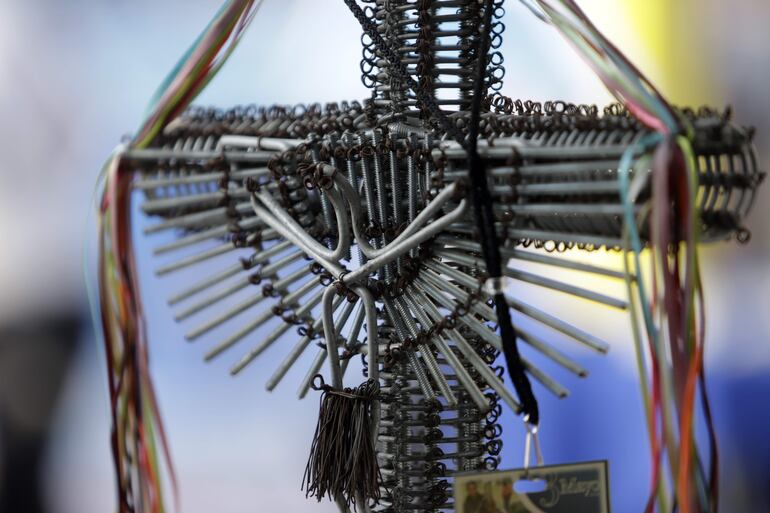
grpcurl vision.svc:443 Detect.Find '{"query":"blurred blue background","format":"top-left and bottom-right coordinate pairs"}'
top-left (0, 1), bottom-right (768, 512)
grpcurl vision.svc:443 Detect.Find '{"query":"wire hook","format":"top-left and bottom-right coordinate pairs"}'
top-left (523, 415), bottom-right (544, 474)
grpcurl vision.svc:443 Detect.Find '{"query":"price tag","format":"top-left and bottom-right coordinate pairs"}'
top-left (454, 461), bottom-right (610, 513)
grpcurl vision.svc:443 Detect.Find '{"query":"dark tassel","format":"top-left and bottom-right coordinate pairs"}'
top-left (303, 377), bottom-right (381, 511)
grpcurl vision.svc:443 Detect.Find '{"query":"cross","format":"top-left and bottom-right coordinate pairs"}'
top-left (98, 2), bottom-right (764, 512)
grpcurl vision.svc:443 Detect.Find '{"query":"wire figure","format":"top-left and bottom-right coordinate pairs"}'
top-left (95, 1), bottom-right (765, 512)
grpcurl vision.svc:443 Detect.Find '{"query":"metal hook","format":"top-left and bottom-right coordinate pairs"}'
top-left (523, 416), bottom-right (544, 474)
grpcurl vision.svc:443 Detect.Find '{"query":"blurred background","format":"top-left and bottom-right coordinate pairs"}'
top-left (0, 1), bottom-right (768, 512)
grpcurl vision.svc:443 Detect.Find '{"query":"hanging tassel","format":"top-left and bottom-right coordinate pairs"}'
top-left (303, 377), bottom-right (381, 511)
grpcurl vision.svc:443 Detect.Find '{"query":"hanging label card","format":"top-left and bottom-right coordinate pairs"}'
top-left (454, 460), bottom-right (610, 513)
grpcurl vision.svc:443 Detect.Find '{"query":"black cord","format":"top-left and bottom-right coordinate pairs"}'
top-left (342, 0), bottom-right (539, 425)
top-left (466, 0), bottom-right (539, 426)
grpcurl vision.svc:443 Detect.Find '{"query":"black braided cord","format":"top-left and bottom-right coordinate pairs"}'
top-left (466, 0), bottom-right (539, 425)
top-left (342, 0), bottom-right (539, 425)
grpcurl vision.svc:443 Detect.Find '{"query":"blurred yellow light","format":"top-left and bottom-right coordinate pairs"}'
top-left (624, 0), bottom-right (715, 104)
